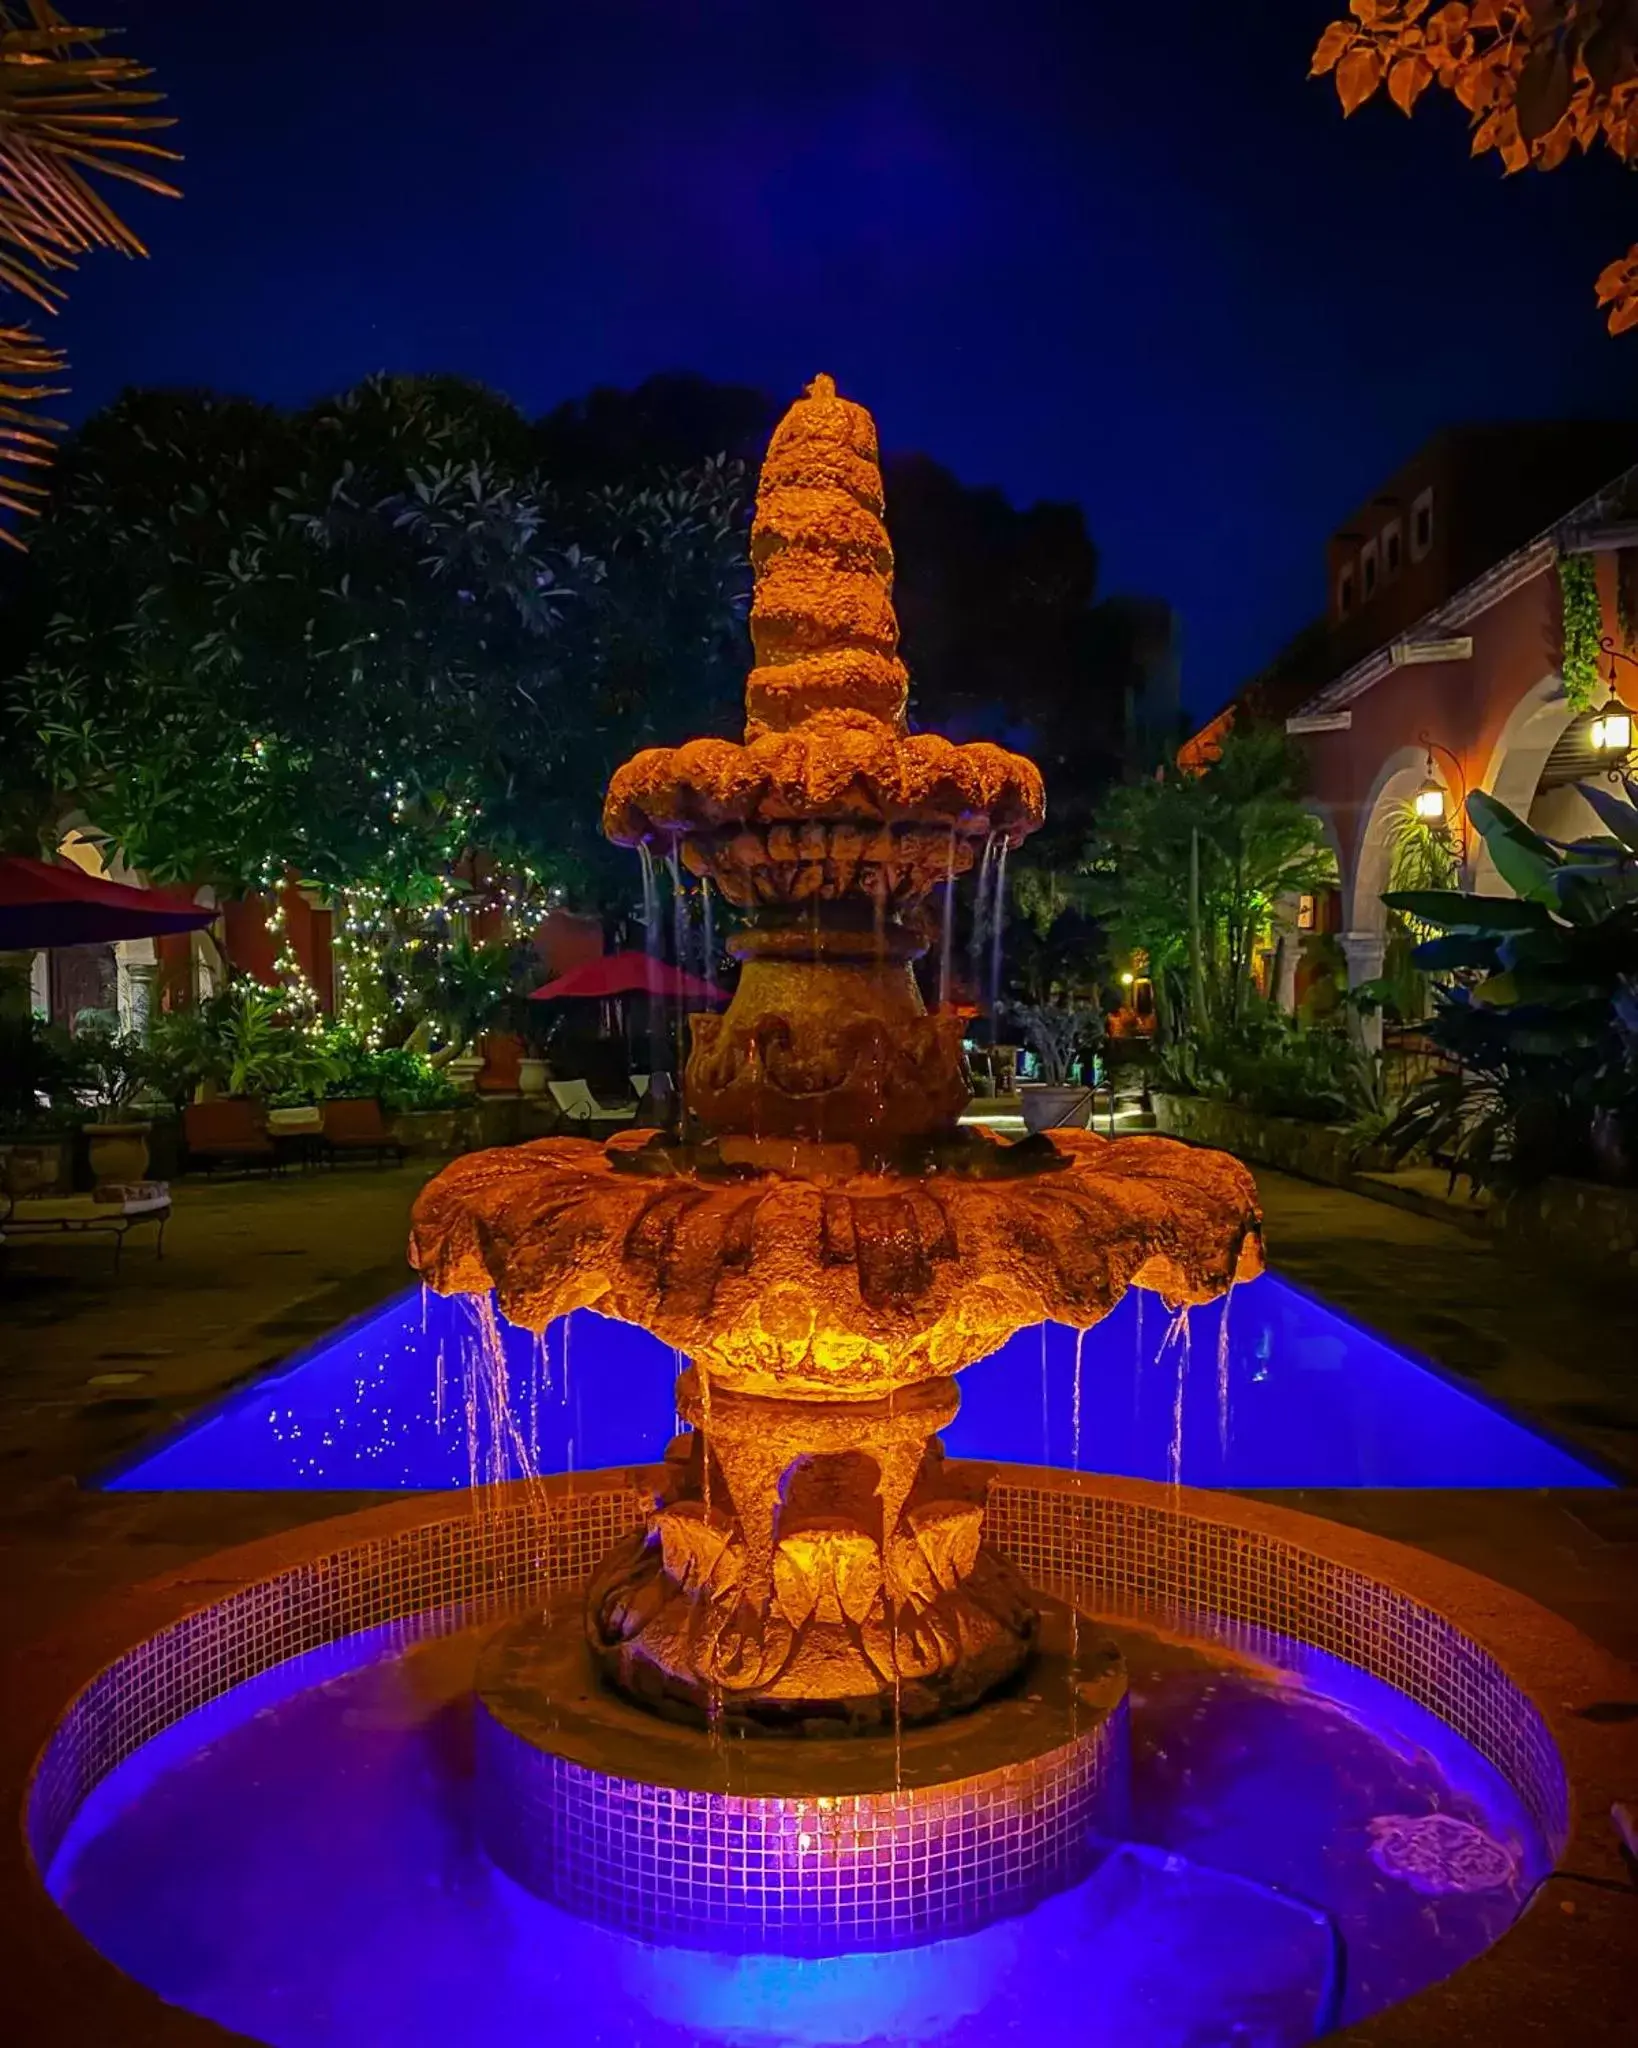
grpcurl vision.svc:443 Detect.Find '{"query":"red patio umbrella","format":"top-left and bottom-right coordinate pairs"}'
top-left (0, 856), bottom-right (217, 950)
top-left (528, 949), bottom-right (728, 1004)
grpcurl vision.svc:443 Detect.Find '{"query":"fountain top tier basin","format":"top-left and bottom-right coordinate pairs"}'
top-left (603, 372), bottom-right (1044, 906)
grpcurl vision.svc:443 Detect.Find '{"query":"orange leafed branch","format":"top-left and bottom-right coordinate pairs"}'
top-left (1310, 1), bottom-right (1638, 333)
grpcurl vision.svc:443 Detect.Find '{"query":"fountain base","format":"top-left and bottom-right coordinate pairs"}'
top-left (585, 1377), bottom-right (1039, 1732)
top-left (476, 1594), bottom-right (1128, 1953)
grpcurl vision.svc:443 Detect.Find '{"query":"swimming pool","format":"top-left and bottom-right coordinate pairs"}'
top-left (105, 1273), bottom-right (1608, 1492)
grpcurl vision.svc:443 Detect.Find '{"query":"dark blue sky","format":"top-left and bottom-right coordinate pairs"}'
top-left (63, 1), bottom-right (1635, 712)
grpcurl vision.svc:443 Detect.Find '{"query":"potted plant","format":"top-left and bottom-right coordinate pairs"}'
top-left (73, 1017), bottom-right (157, 1184)
top-left (516, 1009), bottom-right (559, 1097)
top-left (1005, 1001), bottom-right (1103, 1134)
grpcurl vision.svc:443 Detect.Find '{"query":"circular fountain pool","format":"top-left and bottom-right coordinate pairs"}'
top-left (29, 1472), bottom-right (1571, 2048)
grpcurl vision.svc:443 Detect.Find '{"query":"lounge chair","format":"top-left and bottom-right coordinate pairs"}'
top-left (548, 1078), bottom-right (637, 1125)
top-left (320, 1096), bottom-right (406, 1167)
top-left (0, 1182), bottom-right (170, 1271)
top-left (183, 1099), bottom-right (277, 1175)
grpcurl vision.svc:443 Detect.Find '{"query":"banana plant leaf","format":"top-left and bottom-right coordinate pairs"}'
top-left (1470, 969), bottom-right (1610, 1010)
top-left (1409, 933), bottom-right (1505, 972)
top-left (1573, 776), bottom-right (1638, 852)
top-left (1384, 888), bottom-right (1553, 932)
top-left (1465, 789), bottom-right (1563, 906)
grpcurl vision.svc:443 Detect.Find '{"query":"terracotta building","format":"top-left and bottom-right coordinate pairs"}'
top-left (1185, 422), bottom-right (1638, 1033)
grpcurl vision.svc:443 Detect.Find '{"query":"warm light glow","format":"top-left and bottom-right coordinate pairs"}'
top-left (1296, 894), bottom-right (1316, 932)
top-left (1592, 696), bottom-right (1632, 754)
top-left (1413, 779), bottom-right (1447, 822)
top-left (1119, 970), bottom-right (1135, 986)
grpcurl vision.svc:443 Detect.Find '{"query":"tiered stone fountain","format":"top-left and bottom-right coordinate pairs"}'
top-left (410, 376), bottom-right (1263, 1948)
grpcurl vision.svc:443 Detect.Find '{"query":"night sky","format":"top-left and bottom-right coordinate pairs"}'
top-left (62, 1), bottom-right (1637, 713)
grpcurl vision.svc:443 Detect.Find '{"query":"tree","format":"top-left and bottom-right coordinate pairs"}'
top-left (1311, 2), bottom-right (1638, 333)
top-left (1085, 725), bottom-right (1339, 1037)
top-left (8, 376), bottom-right (752, 904)
top-left (0, 6), bottom-right (177, 538)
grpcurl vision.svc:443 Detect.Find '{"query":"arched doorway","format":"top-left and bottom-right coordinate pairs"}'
top-left (1344, 746), bottom-right (1458, 1052)
top-left (1470, 673), bottom-right (1586, 894)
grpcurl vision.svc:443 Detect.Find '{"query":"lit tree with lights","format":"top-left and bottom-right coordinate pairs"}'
top-left (8, 375), bottom-right (751, 1030)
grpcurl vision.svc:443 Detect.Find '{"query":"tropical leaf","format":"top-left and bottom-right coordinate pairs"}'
top-left (1383, 887), bottom-right (1553, 932)
top-left (1573, 775), bottom-right (1638, 852)
top-left (1464, 787), bottom-right (1562, 904)
top-left (0, 4), bottom-right (178, 539)
top-left (1408, 932), bottom-right (1504, 972)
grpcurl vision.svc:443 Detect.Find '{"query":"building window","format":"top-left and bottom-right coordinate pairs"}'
top-left (1360, 538), bottom-right (1379, 601)
top-left (1336, 563), bottom-right (1355, 616)
top-left (1382, 518), bottom-right (1403, 581)
top-left (1411, 487), bottom-right (1434, 562)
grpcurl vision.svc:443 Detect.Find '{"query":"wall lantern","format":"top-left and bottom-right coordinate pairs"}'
top-left (1412, 775), bottom-right (1447, 822)
top-left (1119, 970), bottom-right (1135, 987)
top-left (1296, 894), bottom-right (1317, 932)
top-left (1591, 692), bottom-right (1632, 756)
top-left (1595, 638), bottom-right (1635, 763)
top-left (1413, 734), bottom-right (1468, 857)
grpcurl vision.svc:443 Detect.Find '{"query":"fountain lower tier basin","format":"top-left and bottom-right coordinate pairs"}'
top-left (477, 1594), bottom-right (1125, 1953)
top-left (29, 1472), bottom-right (1619, 2048)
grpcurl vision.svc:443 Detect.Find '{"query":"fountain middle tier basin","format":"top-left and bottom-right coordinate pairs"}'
top-left (408, 1126), bottom-right (1263, 1397)
top-left (477, 1594), bottom-right (1126, 1953)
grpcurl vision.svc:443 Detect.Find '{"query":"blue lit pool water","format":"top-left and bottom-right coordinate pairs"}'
top-left (106, 1273), bottom-right (1607, 1492)
top-left (47, 1614), bottom-right (1549, 2047)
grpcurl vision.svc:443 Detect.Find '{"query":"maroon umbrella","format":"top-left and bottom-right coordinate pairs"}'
top-left (529, 949), bottom-right (728, 1004)
top-left (0, 855), bottom-right (218, 950)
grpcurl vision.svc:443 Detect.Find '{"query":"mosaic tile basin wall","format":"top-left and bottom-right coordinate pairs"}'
top-left (474, 1599), bottom-right (1130, 1954)
top-left (26, 1471), bottom-right (1571, 1950)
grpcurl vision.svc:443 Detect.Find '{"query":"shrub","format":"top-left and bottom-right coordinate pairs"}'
top-left (1157, 1011), bottom-right (1376, 1125)
top-left (318, 1030), bottom-right (460, 1112)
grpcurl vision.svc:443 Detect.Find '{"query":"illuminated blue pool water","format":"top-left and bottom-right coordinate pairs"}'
top-left (47, 1614), bottom-right (1549, 2046)
top-left (106, 1273), bottom-right (1607, 1491)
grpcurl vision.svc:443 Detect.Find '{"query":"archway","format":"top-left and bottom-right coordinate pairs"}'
top-left (1348, 745), bottom-right (1438, 937)
top-left (1469, 672), bottom-right (1581, 895)
top-left (1343, 747), bottom-right (1448, 1052)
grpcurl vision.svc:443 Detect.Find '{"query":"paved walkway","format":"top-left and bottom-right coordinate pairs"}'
top-left (0, 1157), bottom-right (1634, 1662)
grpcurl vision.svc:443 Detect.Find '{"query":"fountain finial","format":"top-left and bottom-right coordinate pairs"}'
top-left (745, 372), bottom-right (909, 738)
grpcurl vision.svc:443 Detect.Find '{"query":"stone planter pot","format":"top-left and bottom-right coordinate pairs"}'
top-left (84, 1121), bottom-right (152, 1186)
top-left (1019, 1082), bottom-right (1095, 1134)
top-left (0, 1134), bottom-right (73, 1198)
top-left (517, 1057), bottom-right (549, 1097)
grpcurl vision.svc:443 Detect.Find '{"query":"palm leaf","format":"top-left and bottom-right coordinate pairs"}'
top-left (0, 4), bottom-right (178, 540)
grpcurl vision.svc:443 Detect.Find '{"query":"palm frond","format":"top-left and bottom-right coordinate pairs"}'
top-left (0, 4), bottom-right (178, 540)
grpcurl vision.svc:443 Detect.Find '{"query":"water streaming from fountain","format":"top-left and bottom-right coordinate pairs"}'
top-left (1163, 1305), bottom-right (1191, 1489)
top-left (938, 828), bottom-right (957, 1012)
top-left (988, 838), bottom-right (1009, 1027)
top-left (968, 833), bottom-right (997, 1020)
top-left (1217, 1285), bottom-right (1234, 1461)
